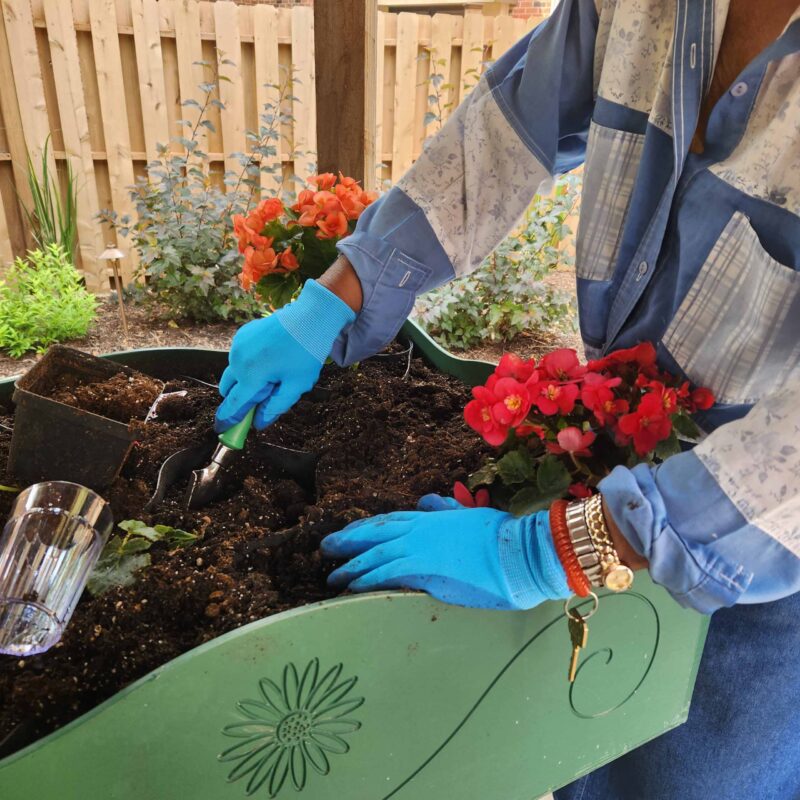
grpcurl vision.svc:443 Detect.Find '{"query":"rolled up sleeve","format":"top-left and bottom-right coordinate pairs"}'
top-left (600, 380), bottom-right (800, 614)
top-left (331, 0), bottom-right (599, 365)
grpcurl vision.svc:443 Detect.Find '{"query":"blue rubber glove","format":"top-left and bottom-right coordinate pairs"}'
top-left (321, 494), bottom-right (570, 610)
top-left (215, 280), bottom-right (356, 431)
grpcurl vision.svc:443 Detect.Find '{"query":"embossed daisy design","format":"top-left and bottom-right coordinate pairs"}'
top-left (219, 659), bottom-right (364, 797)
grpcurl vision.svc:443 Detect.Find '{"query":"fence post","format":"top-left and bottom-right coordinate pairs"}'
top-left (314, 0), bottom-right (378, 189)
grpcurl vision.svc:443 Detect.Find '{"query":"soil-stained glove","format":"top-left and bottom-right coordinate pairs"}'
top-left (321, 494), bottom-right (569, 610)
top-left (215, 280), bottom-right (356, 431)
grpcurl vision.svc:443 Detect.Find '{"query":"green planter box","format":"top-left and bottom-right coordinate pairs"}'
top-left (0, 322), bottom-right (708, 799)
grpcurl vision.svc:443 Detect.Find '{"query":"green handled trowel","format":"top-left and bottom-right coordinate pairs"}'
top-left (184, 408), bottom-right (255, 509)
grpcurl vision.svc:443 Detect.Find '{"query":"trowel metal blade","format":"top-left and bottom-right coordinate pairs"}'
top-left (145, 440), bottom-right (214, 510)
top-left (185, 462), bottom-right (226, 510)
top-left (184, 443), bottom-right (237, 510)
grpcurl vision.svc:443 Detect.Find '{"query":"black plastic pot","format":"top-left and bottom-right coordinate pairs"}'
top-left (7, 346), bottom-right (152, 491)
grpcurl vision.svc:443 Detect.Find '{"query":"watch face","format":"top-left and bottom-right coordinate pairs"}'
top-left (604, 565), bottom-right (634, 592)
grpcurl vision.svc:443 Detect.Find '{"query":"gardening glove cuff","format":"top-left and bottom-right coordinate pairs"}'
top-left (277, 279), bottom-right (357, 364)
top-left (499, 512), bottom-right (570, 608)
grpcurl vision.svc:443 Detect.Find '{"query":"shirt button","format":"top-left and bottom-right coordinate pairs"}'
top-left (636, 260), bottom-right (648, 280)
top-left (731, 81), bottom-right (749, 97)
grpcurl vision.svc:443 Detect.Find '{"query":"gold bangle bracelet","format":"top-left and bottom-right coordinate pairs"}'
top-left (583, 494), bottom-right (634, 592)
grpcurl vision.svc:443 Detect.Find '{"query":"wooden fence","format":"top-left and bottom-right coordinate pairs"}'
top-left (0, 0), bottom-right (542, 289)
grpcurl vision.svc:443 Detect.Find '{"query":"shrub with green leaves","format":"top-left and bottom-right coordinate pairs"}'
top-left (101, 66), bottom-right (300, 323)
top-left (414, 174), bottom-right (580, 350)
top-left (0, 245), bottom-right (97, 358)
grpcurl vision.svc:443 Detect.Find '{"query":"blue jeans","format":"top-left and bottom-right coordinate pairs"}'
top-left (554, 591), bottom-right (800, 800)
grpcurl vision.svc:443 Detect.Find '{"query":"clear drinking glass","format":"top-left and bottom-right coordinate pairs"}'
top-left (0, 481), bottom-right (113, 656)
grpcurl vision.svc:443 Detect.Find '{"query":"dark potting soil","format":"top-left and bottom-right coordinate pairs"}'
top-left (47, 370), bottom-right (163, 424)
top-left (0, 347), bottom-right (488, 755)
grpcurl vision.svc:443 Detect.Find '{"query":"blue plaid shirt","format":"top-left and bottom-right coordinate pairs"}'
top-left (332, 0), bottom-right (800, 613)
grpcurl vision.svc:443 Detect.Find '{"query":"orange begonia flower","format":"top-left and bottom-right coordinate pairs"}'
top-left (233, 213), bottom-right (269, 253)
top-left (309, 173), bottom-right (337, 191)
top-left (316, 210), bottom-right (349, 239)
top-left (240, 241), bottom-right (278, 289)
top-left (291, 189), bottom-right (316, 215)
top-left (256, 197), bottom-right (284, 223)
top-left (278, 248), bottom-right (300, 271)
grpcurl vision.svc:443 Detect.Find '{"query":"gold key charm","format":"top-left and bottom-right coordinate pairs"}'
top-left (567, 608), bottom-right (589, 683)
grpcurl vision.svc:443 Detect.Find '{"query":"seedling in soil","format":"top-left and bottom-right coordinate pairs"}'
top-left (87, 519), bottom-right (198, 597)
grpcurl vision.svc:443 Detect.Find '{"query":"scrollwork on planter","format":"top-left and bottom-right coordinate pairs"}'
top-left (569, 592), bottom-right (660, 719)
top-left (218, 659), bottom-right (364, 798)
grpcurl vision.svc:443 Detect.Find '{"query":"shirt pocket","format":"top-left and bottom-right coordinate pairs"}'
top-left (576, 122), bottom-right (645, 282)
top-left (662, 211), bottom-right (800, 406)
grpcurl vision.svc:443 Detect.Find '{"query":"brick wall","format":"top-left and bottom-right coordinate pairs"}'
top-left (208, 0), bottom-right (312, 6)
top-left (511, 0), bottom-right (551, 18)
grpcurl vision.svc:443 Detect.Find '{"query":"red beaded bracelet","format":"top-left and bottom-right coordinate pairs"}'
top-left (550, 499), bottom-right (591, 597)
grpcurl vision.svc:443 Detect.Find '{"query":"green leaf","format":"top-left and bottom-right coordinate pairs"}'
top-left (466, 460), bottom-right (499, 491)
top-left (118, 519), bottom-right (160, 541)
top-left (536, 455), bottom-right (572, 496)
top-left (154, 524), bottom-right (198, 547)
top-left (119, 537), bottom-right (153, 556)
top-left (256, 272), bottom-right (301, 309)
top-left (673, 412), bottom-right (702, 441)
top-left (655, 429), bottom-right (681, 461)
top-left (87, 552), bottom-right (151, 597)
top-left (508, 486), bottom-right (560, 516)
top-left (497, 448), bottom-right (536, 485)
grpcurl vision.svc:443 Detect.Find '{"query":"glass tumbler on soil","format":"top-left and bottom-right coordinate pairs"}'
top-left (0, 482), bottom-right (113, 656)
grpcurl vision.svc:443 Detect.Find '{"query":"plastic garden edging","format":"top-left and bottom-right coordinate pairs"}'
top-left (0, 320), bottom-right (709, 800)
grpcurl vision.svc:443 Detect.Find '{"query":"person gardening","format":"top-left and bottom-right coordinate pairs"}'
top-left (216, 1), bottom-right (800, 797)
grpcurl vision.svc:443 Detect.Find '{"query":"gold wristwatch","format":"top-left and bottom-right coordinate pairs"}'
top-left (565, 494), bottom-right (634, 592)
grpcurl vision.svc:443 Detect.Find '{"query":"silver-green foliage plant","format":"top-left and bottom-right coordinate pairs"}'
top-left (87, 519), bottom-right (198, 597)
top-left (414, 174), bottom-right (580, 350)
top-left (0, 245), bottom-right (97, 358)
top-left (100, 64), bottom-right (301, 323)
top-left (21, 137), bottom-right (78, 262)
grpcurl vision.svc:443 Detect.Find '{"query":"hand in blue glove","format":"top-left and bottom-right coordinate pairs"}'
top-left (215, 280), bottom-right (356, 432)
top-left (320, 494), bottom-right (569, 610)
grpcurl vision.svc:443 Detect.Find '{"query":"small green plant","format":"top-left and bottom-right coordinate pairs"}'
top-left (87, 519), bottom-right (198, 596)
top-left (414, 174), bottom-right (580, 350)
top-left (20, 137), bottom-right (78, 262)
top-left (100, 64), bottom-right (302, 323)
top-left (0, 245), bottom-right (97, 357)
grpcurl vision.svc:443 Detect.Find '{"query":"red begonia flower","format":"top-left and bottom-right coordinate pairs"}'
top-left (546, 426), bottom-right (596, 456)
top-left (539, 348), bottom-right (586, 381)
top-left (533, 381), bottom-right (579, 416)
top-left (490, 377), bottom-right (532, 427)
top-left (464, 386), bottom-right (510, 446)
top-left (618, 392), bottom-right (673, 455)
top-left (691, 387), bottom-right (715, 410)
top-left (453, 481), bottom-right (490, 508)
top-left (496, 352), bottom-right (537, 383)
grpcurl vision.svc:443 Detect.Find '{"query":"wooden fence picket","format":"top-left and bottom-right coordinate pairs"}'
top-left (253, 3), bottom-right (281, 194)
top-left (1, 0), bottom-right (55, 183)
top-left (290, 5), bottom-right (316, 184)
top-left (459, 10), bottom-right (486, 103)
top-left (173, 0), bottom-right (208, 163)
top-left (213, 1), bottom-right (246, 183)
top-left (89, 0), bottom-right (138, 282)
top-left (426, 13), bottom-right (454, 140)
top-left (43, 0), bottom-right (106, 289)
top-left (391, 13), bottom-right (417, 181)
